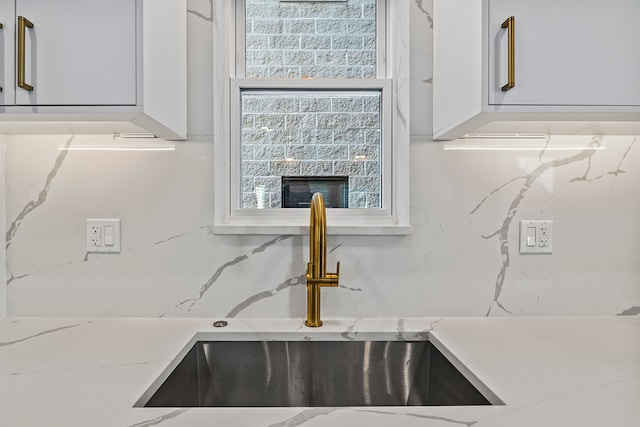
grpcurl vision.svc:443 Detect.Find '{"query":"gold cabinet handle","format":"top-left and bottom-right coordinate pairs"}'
top-left (18, 16), bottom-right (34, 91)
top-left (501, 16), bottom-right (515, 91)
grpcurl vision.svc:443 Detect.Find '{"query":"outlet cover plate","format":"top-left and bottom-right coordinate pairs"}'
top-left (86, 219), bottom-right (121, 253)
top-left (519, 220), bottom-right (553, 254)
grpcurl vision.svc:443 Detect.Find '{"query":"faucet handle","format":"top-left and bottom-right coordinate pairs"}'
top-left (327, 261), bottom-right (340, 279)
top-left (321, 261), bottom-right (339, 287)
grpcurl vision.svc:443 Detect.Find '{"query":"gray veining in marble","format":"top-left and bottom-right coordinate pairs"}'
top-left (162, 235), bottom-right (292, 316)
top-left (339, 284), bottom-right (363, 292)
top-left (252, 235), bottom-right (292, 255)
top-left (395, 317), bottom-right (408, 341)
top-left (0, 322), bottom-right (83, 347)
top-left (395, 317), bottom-right (440, 341)
top-left (224, 245), bottom-right (362, 317)
top-left (414, 0), bottom-right (433, 29)
top-left (475, 138), bottom-right (603, 315)
top-left (569, 137), bottom-right (635, 185)
top-left (206, 240), bottom-right (351, 317)
top-left (128, 409), bottom-right (190, 427)
top-left (153, 226), bottom-right (207, 246)
top-left (5, 136), bottom-right (73, 250)
top-left (266, 408), bottom-right (341, 427)
top-left (226, 274), bottom-right (306, 317)
top-left (6, 360), bottom-right (153, 378)
top-left (187, 0), bottom-right (213, 22)
top-left (340, 318), bottom-right (362, 341)
top-left (7, 256), bottom-right (89, 286)
top-left (356, 409), bottom-right (478, 426)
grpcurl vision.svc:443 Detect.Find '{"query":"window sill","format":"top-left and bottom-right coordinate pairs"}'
top-left (213, 224), bottom-right (412, 235)
top-left (213, 211), bottom-right (411, 235)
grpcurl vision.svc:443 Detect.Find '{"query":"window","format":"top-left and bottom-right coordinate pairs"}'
top-left (242, 0), bottom-right (380, 79)
top-left (213, 0), bottom-right (410, 234)
top-left (240, 89), bottom-right (382, 209)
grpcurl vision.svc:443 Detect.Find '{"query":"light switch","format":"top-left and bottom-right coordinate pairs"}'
top-left (526, 227), bottom-right (536, 247)
top-left (104, 225), bottom-right (115, 246)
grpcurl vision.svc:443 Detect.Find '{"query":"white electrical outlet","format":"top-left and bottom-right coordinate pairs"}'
top-left (86, 219), bottom-right (121, 253)
top-left (88, 224), bottom-right (101, 247)
top-left (519, 220), bottom-right (553, 254)
top-left (89, 234), bottom-right (101, 247)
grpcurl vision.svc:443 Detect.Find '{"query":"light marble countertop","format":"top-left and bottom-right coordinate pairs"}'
top-left (1, 316), bottom-right (639, 426)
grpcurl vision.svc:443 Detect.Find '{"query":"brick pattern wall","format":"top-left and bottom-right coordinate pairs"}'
top-left (245, 0), bottom-right (377, 79)
top-left (241, 91), bottom-right (381, 208)
top-left (241, 0), bottom-right (381, 209)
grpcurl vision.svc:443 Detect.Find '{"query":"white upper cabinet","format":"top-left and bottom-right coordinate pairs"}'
top-left (0, 0), bottom-right (186, 140)
top-left (11, 0), bottom-right (136, 106)
top-left (488, 0), bottom-right (640, 107)
top-left (433, 0), bottom-right (640, 140)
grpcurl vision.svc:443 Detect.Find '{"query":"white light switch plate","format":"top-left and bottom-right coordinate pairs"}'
top-left (86, 219), bottom-right (121, 253)
top-left (519, 220), bottom-right (553, 254)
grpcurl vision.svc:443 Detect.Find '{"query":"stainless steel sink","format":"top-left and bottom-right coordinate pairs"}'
top-left (139, 341), bottom-right (496, 407)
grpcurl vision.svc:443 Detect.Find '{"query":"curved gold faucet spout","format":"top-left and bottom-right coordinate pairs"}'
top-left (305, 193), bottom-right (339, 327)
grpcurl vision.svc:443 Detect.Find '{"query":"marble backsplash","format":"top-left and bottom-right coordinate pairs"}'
top-left (2, 0), bottom-right (639, 318)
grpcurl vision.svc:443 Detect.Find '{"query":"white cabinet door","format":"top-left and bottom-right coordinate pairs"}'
top-left (0, 1), bottom-right (16, 105)
top-left (15, 0), bottom-right (136, 106)
top-left (489, 0), bottom-right (640, 106)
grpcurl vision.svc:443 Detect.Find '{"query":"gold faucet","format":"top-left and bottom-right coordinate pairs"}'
top-left (305, 193), bottom-right (340, 327)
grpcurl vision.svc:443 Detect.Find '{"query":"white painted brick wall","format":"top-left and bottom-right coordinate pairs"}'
top-left (242, 0), bottom-right (380, 208)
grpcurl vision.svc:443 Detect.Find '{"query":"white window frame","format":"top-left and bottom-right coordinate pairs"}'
top-left (213, 0), bottom-right (410, 235)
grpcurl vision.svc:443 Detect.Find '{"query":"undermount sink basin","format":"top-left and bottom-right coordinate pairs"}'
top-left (138, 340), bottom-right (498, 407)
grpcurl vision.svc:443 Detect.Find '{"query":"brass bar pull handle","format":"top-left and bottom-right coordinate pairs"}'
top-left (18, 16), bottom-right (34, 91)
top-left (501, 16), bottom-right (515, 91)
